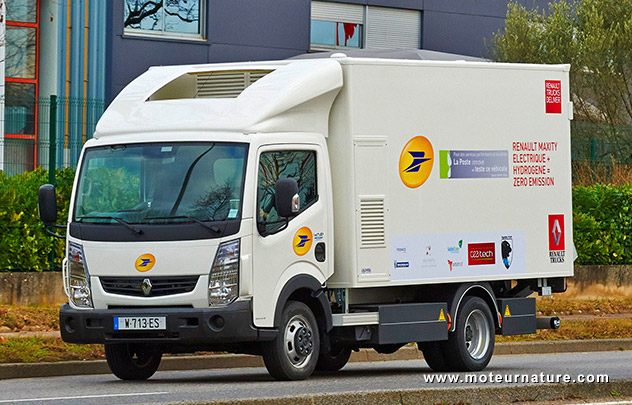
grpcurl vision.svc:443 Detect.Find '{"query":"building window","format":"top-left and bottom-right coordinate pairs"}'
top-left (311, 20), bottom-right (362, 48)
top-left (124, 0), bottom-right (204, 39)
top-left (310, 1), bottom-right (421, 51)
top-left (4, 0), bottom-right (40, 173)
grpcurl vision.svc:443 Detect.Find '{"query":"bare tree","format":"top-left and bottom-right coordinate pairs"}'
top-left (124, 0), bottom-right (199, 29)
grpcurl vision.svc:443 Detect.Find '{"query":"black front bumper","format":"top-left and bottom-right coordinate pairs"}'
top-left (60, 300), bottom-right (276, 345)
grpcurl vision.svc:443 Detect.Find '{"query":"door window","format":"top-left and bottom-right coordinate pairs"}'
top-left (257, 150), bottom-right (317, 235)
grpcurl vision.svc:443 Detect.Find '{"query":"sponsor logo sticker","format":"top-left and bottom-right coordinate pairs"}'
top-left (548, 214), bottom-right (565, 263)
top-left (399, 136), bottom-right (434, 188)
top-left (501, 236), bottom-right (513, 269)
top-left (447, 259), bottom-right (464, 271)
top-left (293, 227), bottom-right (313, 256)
top-left (423, 245), bottom-right (436, 267)
top-left (394, 261), bottom-right (410, 268)
top-left (468, 242), bottom-right (496, 266)
top-left (135, 254), bottom-right (156, 272)
top-left (447, 240), bottom-right (463, 254)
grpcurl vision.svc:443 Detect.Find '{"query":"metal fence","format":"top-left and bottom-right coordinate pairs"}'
top-left (0, 97), bottom-right (631, 177)
top-left (571, 121), bottom-right (632, 165)
top-left (0, 96), bottom-right (106, 176)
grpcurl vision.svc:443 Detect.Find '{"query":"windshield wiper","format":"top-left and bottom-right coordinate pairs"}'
top-left (146, 215), bottom-right (221, 233)
top-left (76, 215), bottom-right (143, 236)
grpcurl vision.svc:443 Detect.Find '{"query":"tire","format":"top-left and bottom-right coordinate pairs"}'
top-left (445, 296), bottom-right (495, 371)
top-left (316, 344), bottom-right (351, 372)
top-left (373, 343), bottom-right (404, 354)
top-left (418, 341), bottom-right (451, 372)
top-left (105, 343), bottom-right (162, 380)
top-left (262, 300), bottom-right (320, 380)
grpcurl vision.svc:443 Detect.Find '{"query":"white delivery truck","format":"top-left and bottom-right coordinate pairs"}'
top-left (39, 54), bottom-right (573, 381)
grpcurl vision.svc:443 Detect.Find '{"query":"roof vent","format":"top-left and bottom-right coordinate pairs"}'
top-left (195, 70), bottom-right (272, 98)
top-left (149, 70), bottom-right (273, 101)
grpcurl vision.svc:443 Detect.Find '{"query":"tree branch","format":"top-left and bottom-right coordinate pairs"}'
top-left (164, 5), bottom-right (198, 23)
top-left (124, 1), bottom-right (163, 27)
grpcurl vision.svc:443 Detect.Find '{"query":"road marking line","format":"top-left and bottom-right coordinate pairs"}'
top-left (568, 401), bottom-right (632, 405)
top-left (0, 392), bottom-right (170, 403)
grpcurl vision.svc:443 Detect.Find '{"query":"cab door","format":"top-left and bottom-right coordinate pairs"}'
top-left (251, 145), bottom-right (331, 328)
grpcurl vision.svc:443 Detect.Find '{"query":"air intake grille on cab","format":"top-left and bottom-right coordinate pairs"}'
top-left (359, 196), bottom-right (386, 248)
top-left (195, 70), bottom-right (272, 98)
top-left (100, 276), bottom-right (199, 297)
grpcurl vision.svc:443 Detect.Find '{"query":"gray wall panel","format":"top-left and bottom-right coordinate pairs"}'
top-left (209, 0), bottom-right (310, 49)
top-left (323, 0), bottom-right (424, 10)
top-left (206, 44), bottom-right (305, 63)
top-left (422, 10), bottom-right (504, 58)
top-left (424, 0), bottom-right (550, 17)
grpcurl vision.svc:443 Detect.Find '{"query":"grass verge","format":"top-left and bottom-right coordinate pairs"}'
top-left (0, 336), bottom-right (103, 363)
top-left (0, 305), bottom-right (59, 333)
top-left (0, 318), bottom-right (631, 363)
top-left (1, 300), bottom-right (631, 363)
top-left (536, 298), bottom-right (632, 316)
top-left (497, 318), bottom-right (632, 342)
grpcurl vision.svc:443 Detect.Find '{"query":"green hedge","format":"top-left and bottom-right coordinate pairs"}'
top-left (573, 184), bottom-right (632, 265)
top-left (0, 168), bottom-right (74, 271)
top-left (0, 168), bottom-right (631, 270)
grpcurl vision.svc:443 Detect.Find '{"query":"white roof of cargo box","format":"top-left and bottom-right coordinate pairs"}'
top-left (94, 55), bottom-right (569, 138)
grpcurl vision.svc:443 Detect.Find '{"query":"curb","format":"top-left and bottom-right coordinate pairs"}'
top-left (182, 381), bottom-right (632, 405)
top-left (1, 338), bottom-right (632, 380)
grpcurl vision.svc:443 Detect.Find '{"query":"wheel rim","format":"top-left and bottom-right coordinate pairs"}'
top-left (284, 314), bottom-right (314, 368)
top-left (463, 309), bottom-right (490, 360)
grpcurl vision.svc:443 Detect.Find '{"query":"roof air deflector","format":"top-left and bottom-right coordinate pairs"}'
top-left (148, 70), bottom-right (274, 101)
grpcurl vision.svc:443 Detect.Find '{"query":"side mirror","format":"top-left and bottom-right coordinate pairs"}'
top-left (38, 184), bottom-right (58, 225)
top-left (275, 178), bottom-right (300, 218)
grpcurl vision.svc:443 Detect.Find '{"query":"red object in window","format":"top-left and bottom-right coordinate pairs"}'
top-left (343, 23), bottom-right (356, 46)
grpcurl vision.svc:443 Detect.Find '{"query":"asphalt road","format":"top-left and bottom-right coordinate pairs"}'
top-left (0, 351), bottom-right (631, 405)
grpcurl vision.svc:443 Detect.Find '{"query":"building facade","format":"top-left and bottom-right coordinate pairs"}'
top-left (1, 0), bottom-right (549, 173)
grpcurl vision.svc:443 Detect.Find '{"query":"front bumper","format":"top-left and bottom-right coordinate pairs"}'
top-left (60, 300), bottom-right (275, 345)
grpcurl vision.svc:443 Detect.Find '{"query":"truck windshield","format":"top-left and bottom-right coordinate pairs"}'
top-left (74, 142), bottom-right (247, 226)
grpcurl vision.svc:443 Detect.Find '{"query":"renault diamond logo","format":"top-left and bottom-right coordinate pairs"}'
top-left (141, 278), bottom-right (153, 296)
top-left (551, 219), bottom-right (562, 246)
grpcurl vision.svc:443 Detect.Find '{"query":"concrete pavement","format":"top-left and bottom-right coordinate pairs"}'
top-left (1, 338), bottom-right (631, 380)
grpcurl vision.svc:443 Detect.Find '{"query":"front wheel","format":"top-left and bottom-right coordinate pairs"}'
top-left (105, 343), bottom-right (162, 380)
top-left (262, 301), bottom-right (320, 380)
top-left (445, 296), bottom-right (495, 371)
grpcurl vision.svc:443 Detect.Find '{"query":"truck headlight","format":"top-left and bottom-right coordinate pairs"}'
top-left (209, 239), bottom-right (239, 306)
top-left (67, 242), bottom-right (93, 308)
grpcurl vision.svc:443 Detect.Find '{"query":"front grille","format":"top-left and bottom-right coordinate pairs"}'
top-left (100, 276), bottom-right (199, 297)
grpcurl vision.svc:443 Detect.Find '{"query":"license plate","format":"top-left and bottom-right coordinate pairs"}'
top-left (113, 316), bottom-right (166, 331)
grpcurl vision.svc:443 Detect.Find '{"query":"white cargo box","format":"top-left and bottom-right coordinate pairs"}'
top-left (324, 58), bottom-right (573, 288)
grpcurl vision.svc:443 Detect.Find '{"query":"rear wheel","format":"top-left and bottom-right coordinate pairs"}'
top-left (105, 343), bottom-right (162, 380)
top-left (445, 296), bottom-right (495, 371)
top-left (316, 344), bottom-right (352, 371)
top-left (262, 301), bottom-right (320, 380)
top-left (418, 341), bottom-right (450, 372)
